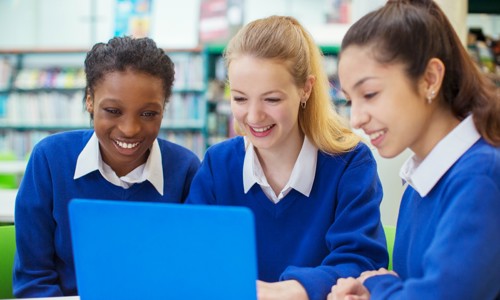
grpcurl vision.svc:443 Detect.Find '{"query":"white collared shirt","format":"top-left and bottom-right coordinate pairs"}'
top-left (74, 133), bottom-right (164, 195)
top-left (399, 115), bottom-right (480, 197)
top-left (243, 136), bottom-right (318, 203)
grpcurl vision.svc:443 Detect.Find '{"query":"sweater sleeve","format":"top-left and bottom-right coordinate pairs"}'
top-left (13, 144), bottom-right (64, 297)
top-left (281, 145), bottom-right (388, 300)
top-left (365, 175), bottom-right (500, 300)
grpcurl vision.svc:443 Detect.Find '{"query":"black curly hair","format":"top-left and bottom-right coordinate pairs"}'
top-left (83, 36), bottom-right (175, 118)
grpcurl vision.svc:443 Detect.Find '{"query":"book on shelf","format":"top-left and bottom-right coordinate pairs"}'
top-left (170, 53), bottom-right (204, 91)
top-left (0, 57), bottom-right (13, 91)
top-left (13, 68), bottom-right (85, 90)
top-left (163, 93), bottom-right (205, 127)
top-left (2, 92), bottom-right (89, 127)
top-left (159, 131), bottom-right (205, 159)
top-left (0, 130), bottom-right (52, 160)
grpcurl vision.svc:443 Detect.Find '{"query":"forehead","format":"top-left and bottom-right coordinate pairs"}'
top-left (99, 70), bottom-right (158, 84)
top-left (95, 71), bottom-right (162, 92)
top-left (339, 46), bottom-right (381, 73)
top-left (93, 71), bottom-right (165, 104)
top-left (339, 46), bottom-right (406, 88)
top-left (228, 56), bottom-right (295, 86)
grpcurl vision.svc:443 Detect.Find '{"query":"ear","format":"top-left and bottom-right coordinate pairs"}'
top-left (85, 94), bottom-right (93, 114)
top-left (421, 58), bottom-right (445, 101)
top-left (302, 75), bottom-right (316, 100)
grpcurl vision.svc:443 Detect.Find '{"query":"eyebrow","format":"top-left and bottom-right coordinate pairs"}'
top-left (342, 76), bottom-right (377, 94)
top-left (230, 89), bottom-right (284, 96)
top-left (99, 98), bottom-right (164, 109)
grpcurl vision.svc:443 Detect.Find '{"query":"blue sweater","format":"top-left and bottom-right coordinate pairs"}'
top-left (365, 139), bottom-right (500, 299)
top-left (13, 130), bottom-right (200, 298)
top-left (186, 137), bottom-right (388, 300)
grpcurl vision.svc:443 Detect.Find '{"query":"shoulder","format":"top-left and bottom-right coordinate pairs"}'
top-left (33, 130), bottom-right (92, 154)
top-left (425, 138), bottom-right (500, 208)
top-left (350, 141), bottom-right (375, 161)
top-left (448, 138), bottom-right (500, 185)
top-left (319, 141), bottom-right (376, 169)
top-left (37, 129), bottom-right (92, 145)
top-left (26, 130), bottom-right (92, 171)
top-left (204, 136), bottom-right (245, 160)
top-left (453, 139), bottom-right (499, 174)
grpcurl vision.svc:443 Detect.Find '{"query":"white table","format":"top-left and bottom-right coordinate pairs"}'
top-left (0, 161), bottom-right (27, 174)
top-left (0, 189), bottom-right (17, 223)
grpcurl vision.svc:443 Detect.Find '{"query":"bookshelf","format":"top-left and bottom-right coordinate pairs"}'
top-left (161, 50), bottom-right (207, 158)
top-left (0, 48), bottom-right (207, 159)
top-left (202, 44), bottom-right (350, 147)
top-left (203, 45), bottom-right (231, 147)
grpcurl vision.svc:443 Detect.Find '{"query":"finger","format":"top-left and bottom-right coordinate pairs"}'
top-left (346, 295), bottom-right (369, 300)
top-left (332, 277), bottom-right (363, 298)
top-left (336, 277), bottom-right (356, 285)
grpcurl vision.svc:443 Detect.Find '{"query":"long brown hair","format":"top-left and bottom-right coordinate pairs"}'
top-left (340, 0), bottom-right (500, 145)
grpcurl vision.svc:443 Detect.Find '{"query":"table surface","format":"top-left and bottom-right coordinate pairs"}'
top-left (0, 161), bottom-right (27, 174)
top-left (0, 189), bottom-right (17, 223)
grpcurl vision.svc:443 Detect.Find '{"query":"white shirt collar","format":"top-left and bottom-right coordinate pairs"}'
top-left (74, 132), bottom-right (164, 195)
top-left (399, 115), bottom-right (480, 197)
top-left (243, 136), bottom-right (317, 203)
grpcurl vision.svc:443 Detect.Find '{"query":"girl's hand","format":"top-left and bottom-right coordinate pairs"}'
top-left (257, 279), bottom-right (308, 300)
top-left (359, 268), bottom-right (398, 284)
top-left (327, 277), bottom-right (370, 300)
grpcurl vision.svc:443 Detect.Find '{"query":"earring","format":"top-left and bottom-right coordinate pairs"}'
top-left (300, 101), bottom-right (307, 109)
top-left (427, 90), bottom-right (435, 104)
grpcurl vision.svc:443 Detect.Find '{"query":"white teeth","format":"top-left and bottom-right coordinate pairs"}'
top-left (369, 130), bottom-right (385, 140)
top-left (252, 125), bottom-right (273, 133)
top-left (115, 141), bottom-right (139, 149)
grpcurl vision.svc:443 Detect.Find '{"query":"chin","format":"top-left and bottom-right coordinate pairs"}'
top-left (377, 148), bottom-right (402, 159)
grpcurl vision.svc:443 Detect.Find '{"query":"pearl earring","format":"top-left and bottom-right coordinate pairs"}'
top-left (427, 90), bottom-right (435, 104)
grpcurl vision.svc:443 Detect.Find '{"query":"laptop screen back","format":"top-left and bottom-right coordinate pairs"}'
top-left (69, 199), bottom-right (258, 300)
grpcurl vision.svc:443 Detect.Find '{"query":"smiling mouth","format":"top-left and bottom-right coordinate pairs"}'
top-left (114, 140), bottom-right (140, 149)
top-left (251, 124), bottom-right (275, 132)
top-left (368, 130), bottom-right (385, 140)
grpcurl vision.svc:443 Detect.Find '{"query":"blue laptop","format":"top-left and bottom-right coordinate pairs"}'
top-left (68, 199), bottom-right (258, 300)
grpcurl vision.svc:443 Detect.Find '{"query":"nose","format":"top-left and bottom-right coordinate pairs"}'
top-left (349, 100), bottom-right (369, 129)
top-left (119, 116), bottom-right (141, 137)
top-left (246, 100), bottom-right (265, 124)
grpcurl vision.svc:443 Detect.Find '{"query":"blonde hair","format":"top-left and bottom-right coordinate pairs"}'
top-left (224, 15), bottom-right (361, 154)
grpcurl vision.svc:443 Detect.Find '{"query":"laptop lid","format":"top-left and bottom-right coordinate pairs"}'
top-left (69, 199), bottom-right (258, 300)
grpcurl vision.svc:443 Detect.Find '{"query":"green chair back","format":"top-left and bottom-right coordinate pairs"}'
top-left (383, 225), bottom-right (396, 271)
top-left (0, 151), bottom-right (18, 189)
top-left (0, 225), bottom-right (16, 299)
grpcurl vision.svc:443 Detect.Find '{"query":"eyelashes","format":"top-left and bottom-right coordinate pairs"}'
top-left (102, 108), bottom-right (160, 119)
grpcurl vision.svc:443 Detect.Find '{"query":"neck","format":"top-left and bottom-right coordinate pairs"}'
top-left (412, 105), bottom-right (460, 160)
top-left (255, 133), bottom-right (304, 195)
